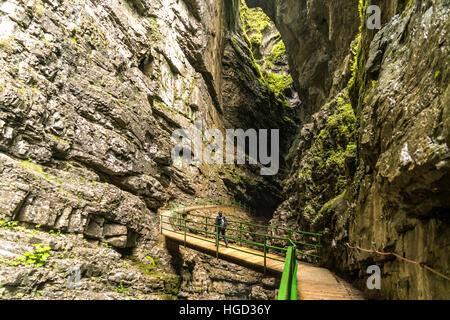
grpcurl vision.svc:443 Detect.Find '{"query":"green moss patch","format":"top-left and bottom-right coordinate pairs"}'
top-left (265, 39), bottom-right (286, 67)
top-left (298, 92), bottom-right (356, 194)
top-left (263, 72), bottom-right (293, 99)
top-left (240, 2), bottom-right (271, 53)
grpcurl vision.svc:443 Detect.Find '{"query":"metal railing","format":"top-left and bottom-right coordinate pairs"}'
top-left (278, 243), bottom-right (298, 300)
top-left (160, 200), bottom-right (323, 300)
top-left (165, 199), bottom-right (323, 259)
top-left (160, 198), bottom-right (322, 300)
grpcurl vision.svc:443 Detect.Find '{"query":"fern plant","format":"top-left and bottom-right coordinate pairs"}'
top-left (16, 244), bottom-right (52, 267)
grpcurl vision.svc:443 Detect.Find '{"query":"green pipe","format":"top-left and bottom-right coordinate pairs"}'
top-left (278, 246), bottom-right (294, 300)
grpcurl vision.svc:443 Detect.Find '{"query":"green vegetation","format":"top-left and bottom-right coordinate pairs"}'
top-left (265, 39), bottom-right (286, 67)
top-left (35, 4), bottom-right (44, 17)
top-left (434, 71), bottom-right (441, 80)
top-left (240, 2), bottom-right (271, 52)
top-left (348, 33), bottom-right (362, 90)
top-left (298, 167), bottom-right (312, 181)
top-left (298, 92), bottom-right (356, 188)
top-left (144, 255), bottom-right (156, 269)
top-left (348, 0), bottom-right (367, 92)
top-left (363, 80), bottom-right (377, 103)
top-left (312, 192), bottom-right (346, 227)
top-left (348, 0), bottom-right (377, 116)
top-left (116, 281), bottom-right (127, 294)
top-left (263, 72), bottom-right (293, 99)
top-left (1, 244), bottom-right (53, 267)
top-left (20, 158), bottom-right (49, 179)
top-left (158, 294), bottom-right (178, 300)
top-left (230, 37), bottom-right (264, 80)
top-left (147, 17), bottom-right (161, 43)
top-left (17, 244), bottom-right (52, 267)
top-left (295, 93), bottom-right (356, 221)
top-left (129, 255), bottom-right (157, 275)
top-left (162, 273), bottom-right (181, 295)
top-left (314, 98), bottom-right (356, 170)
top-left (318, 198), bottom-right (333, 217)
top-left (49, 134), bottom-right (69, 145)
top-left (223, 167), bottom-right (241, 184)
top-left (238, 0), bottom-right (294, 126)
top-left (0, 220), bottom-right (19, 229)
top-left (48, 229), bottom-right (62, 237)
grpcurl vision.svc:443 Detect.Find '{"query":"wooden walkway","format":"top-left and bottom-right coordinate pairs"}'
top-left (160, 208), bottom-right (364, 300)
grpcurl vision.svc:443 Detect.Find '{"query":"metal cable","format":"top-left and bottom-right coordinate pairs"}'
top-left (345, 242), bottom-right (450, 281)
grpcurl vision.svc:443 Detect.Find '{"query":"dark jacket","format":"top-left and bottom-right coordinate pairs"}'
top-left (215, 215), bottom-right (228, 229)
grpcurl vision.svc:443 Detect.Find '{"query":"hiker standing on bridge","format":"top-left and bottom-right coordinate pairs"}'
top-left (215, 211), bottom-right (229, 247)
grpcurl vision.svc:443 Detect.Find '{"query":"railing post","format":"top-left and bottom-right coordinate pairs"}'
top-left (291, 246), bottom-right (298, 300)
top-left (318, 235), bottom-right (322, 261)
top-left (184, 218), bottom-right (187, 248)
top-left (239, 222), bottom-right (243, 246)
top-left (205, 217), bottom-right (208, 238)
top-left (264, 235), bottom-right (267, 275)
top-left (216, 225), bottom-right (219, 258)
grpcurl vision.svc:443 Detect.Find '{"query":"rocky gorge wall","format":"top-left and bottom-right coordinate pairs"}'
top-left (0, 0), bottom-right (297, 299)
top-left (0, 0), bottom-right (448, 301)
top-left (251, 0), bottom-right (449, 299)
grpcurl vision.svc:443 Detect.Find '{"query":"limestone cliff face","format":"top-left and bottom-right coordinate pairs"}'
top-left (0, 0), bottom-right (226, 249)
top-left (0, 0), bottom-right (295, 299)
top-left (247, 0), bottom-right (360, 118)
top-left (0, 0), bottom-right (448, 301)
top-left (340, 0), bottom-right (450, 299)
top-left (258, 0), bottom-right (449, 299)
top-left (219, 1), bottom-right (299, 215)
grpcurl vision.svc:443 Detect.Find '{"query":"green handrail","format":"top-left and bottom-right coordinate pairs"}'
top-left (167, 209), bottom-right (322, 258)
top-left (165, 209), bottom-right (322, 255)
top-left (170, 202), bottom-right (323, 237)
top-left (164, 214), bottom-right (319, 254)
top-left (278, 245), bottom-right (298, 300)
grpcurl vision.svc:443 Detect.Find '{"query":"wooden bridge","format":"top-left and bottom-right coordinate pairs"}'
top-left (159, 199), bottom-right (364, 300)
